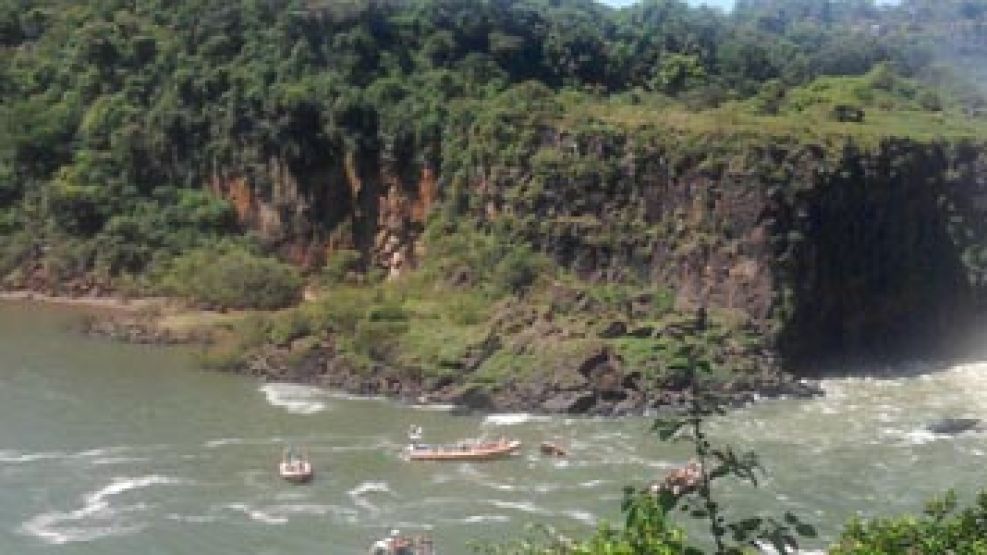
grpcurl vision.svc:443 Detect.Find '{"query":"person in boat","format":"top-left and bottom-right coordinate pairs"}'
top-left (408, 425), bottom-right (424, 449)
top-left (281, 446), bottom-right (310, 473)
top-left (651, 459), bottom-right (703, 496)
top-left (369, 529), bottom-right (416, 555)
top-left (282, 447), bottom-right (296, 469)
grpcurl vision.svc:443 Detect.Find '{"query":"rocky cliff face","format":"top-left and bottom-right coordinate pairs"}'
top-left (210, 151), bottom-right (437, 277)
top-left (214, 131), bottom-right (987, 375)
top-left (772, 141), bottom-right (987, 372)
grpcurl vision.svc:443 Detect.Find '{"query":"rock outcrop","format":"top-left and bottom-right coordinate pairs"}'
top-left (209, 152), bottom-right (437, 278)
top-left (208, 128), bottom-right (987, 387)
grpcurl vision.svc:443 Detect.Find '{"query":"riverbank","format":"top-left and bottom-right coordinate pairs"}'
top-left (0, 291), bottom-right (153, 312)
top-left (3, 286), bottom-right (822, 416)
top-left (0, 289), bottom-right (236, 345)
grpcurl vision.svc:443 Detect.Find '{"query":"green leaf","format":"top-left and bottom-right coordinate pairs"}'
top-left (653, 418), bottom-right (686, 441)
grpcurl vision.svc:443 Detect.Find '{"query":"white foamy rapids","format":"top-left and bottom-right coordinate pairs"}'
top-left (482, 413), bottom-right (551, 427)
top-left (348, 481), bottom-right (394, 513)
top-left (488, 500), bottom-right (553, 516)
top-left (20, 475), bottom-right (183, 545)
top-left (165, 513), bottom-right (218, 524)
top-left (0, 450), bottom-right (65, 464)
top-left (820, 361), bottom-right (987, 416)
top-left (756, 540), bottom-right (826, 555)
top-left (2, 445), bottom-right (164, 465)
top-left (259, 383), bottom-right (330, 415)
top-left (409, 403), bottom-right (457, 412)
top-left (90, 456), bottom-right (150, 466)
top-left (204, 438), bottom-right (245, 448)
top-left (457, 514), bottom-right (511, 524)
top-left (222, 502), bottom-right (354, 525)
top-left (720, 361), bottom-right (987, 448)
top-left (203, 436), bottom-right (284, 449)
top-left (223, 503), bottom-right (288, 525)
top-left (562, 510), bottom-right (597, 525)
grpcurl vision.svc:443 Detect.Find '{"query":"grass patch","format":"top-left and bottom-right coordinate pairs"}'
top-left (564, 69), bottom-right (987, 149)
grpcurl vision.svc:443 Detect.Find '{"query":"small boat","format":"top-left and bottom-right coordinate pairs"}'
top-left (368, 530), bottom-right (435, 555)
top-left (406, 437), bottom-right (521, 462)
top-left (649, 460), bottom-right (702, 496)
top-left (279, 447), bottom-right (313, 483)
top-left (539, 441), bottom-right (567, 457)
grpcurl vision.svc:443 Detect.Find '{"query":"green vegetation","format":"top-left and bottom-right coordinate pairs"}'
top-left (476, 461), bottom-right (987, 554)
top-left (2, 0), bottom-right (986, 300)
top-left (2, 3), bottom-right (986, 550)
top-left (155, 245), bottom-right (303, 310)
top-left (833, 491), bottom-right (987, 554)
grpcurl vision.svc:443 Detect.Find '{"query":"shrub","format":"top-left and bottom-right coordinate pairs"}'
top-left (831, 104), bottom-right (865, 123)
top-left (45, 237), bottom-right (95, 285)
top-left (323, 249), bottom-right (363, 284)
top-left (267, 309), bottom-right (311, 346)
top-left (233, 313), bottom-right (273, 349)
top-left (832, 491), bottom-right (987, 554)
top-left (0, 231), bottom-right (34, 278)
top-left (444, 293), bottom-right (490, 326)
top-left (157, 247), bottom-right (303, 310)
top-left (352, 319), bottom-right (409, 362)
top-left (472, 497), bottom-right (689, 554)
top-left (918, 90), bottom-right (943, 112)
top-left (195, 346), bottom-right (245, 371)
top-left (492, 245), bottom-right (544, 294)
top-left (366, 301), bottom-right (409, 322)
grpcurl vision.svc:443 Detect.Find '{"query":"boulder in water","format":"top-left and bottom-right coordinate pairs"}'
top-left (926, 417), bottom-right (981, 435)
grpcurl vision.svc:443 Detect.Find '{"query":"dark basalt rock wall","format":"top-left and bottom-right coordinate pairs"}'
top-left (221, 130), bottom-right (987, 376)
top-left (469, 133), bottom-right (987, 373)
top-left (773, 141), bottom-right (987, 373)
top-left (210, 150), bottom-right (438, 276)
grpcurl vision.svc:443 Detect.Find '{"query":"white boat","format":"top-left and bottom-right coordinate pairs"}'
top-left (279, 447), bottom-right (313, 483)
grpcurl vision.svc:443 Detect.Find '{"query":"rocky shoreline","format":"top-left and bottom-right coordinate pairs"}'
top-left (77, 303), bottom-right (823, 416)
top-left (236, 342), bottom-right (824, 416)
top-left (3, 288), bottom-right (822, 416)
top-left (80, 311), bottom-right (213, 345)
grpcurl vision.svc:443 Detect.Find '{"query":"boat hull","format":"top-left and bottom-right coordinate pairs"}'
top-left (279, 462), bottom-right (314, 483)
top-left (407, 440), bottom-right (521, 461)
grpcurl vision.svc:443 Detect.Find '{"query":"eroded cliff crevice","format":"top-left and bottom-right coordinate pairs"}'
top-left (210, 150), bottom-right (437, 277)
top-left (772, 140), bottom-right (987, 372)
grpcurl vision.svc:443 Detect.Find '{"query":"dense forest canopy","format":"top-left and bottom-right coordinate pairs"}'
top-left (0, 0), bottom-right (985, 288)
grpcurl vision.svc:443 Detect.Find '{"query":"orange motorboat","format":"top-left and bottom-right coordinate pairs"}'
top-left (406, 437), bottom-right (521, 462)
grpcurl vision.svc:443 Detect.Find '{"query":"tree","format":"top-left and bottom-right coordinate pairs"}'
top-left (652, 308), bottom-right (817, 554)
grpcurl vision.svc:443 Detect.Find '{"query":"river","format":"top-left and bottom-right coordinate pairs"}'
top-left (1, 301), bottom-right (986, 553)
